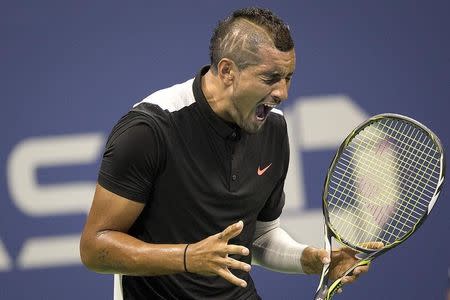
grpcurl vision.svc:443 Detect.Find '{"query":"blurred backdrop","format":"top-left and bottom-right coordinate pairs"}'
top-left (1, 1), bottom-right (449, 299)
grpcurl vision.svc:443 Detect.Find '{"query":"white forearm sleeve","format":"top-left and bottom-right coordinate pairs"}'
top-left (251, 218), bottom-right (308, 274)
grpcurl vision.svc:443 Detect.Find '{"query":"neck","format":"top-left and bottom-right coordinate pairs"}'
top-left (201, 70), bottom-right (233, 122)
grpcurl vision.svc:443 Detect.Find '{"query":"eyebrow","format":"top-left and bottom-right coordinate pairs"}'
top-left (261, 71), bottom-right (293, 78)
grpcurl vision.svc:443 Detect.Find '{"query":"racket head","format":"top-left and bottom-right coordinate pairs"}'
top-left (322, 113), bottom-right (445, 254)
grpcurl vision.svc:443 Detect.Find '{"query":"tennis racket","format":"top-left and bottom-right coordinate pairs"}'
top-left (313, 113), bottom-right (445, 300)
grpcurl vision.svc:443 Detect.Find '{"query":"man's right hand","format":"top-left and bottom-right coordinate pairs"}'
top-left (81, 185), bottom-right (251, 286)
top-left (185, 220), bottom-right (251, 288)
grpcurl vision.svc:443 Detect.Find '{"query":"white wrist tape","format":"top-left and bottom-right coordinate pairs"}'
top-left (251, 218), bottom-right (308, 274)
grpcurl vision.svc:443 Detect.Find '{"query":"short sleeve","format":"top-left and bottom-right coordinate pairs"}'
top-left (257, 181), bottom-right (287, 222)
top-left (98, 114), bottom-right (165, 203)
top-left (257, 120), bottom-right (289, 221)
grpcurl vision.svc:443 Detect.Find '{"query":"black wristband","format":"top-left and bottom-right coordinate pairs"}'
top-left (183, 244), bottom-right (190, 273)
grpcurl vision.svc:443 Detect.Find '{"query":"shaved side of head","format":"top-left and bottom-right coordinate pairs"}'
top-left (209, 7), bottom-right (294, 73)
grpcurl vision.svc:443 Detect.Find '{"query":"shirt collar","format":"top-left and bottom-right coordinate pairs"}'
top-left (192, 66), bottom-right (241, 140)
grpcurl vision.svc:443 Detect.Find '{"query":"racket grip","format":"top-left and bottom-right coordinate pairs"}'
top-left (327, 279), bottom-right (344, 300)
top-left (314, 281), bottom-right (343, 300)
top-left (324, 259), bottom-right (371, 299)
top-left (313, 284), bottom-right (328, 300)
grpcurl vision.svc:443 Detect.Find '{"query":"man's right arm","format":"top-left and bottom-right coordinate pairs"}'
top-left (79, 183), bottom-right (251, 287)
top-left (80, 183), bottom-right (188, 276)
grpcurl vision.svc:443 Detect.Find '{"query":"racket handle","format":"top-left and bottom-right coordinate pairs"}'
top-left (325, 279), bottom-right (344, 300)
top-left (314, 279), bottom-right (344, 300)
top-left (314, 260), bottom-right (371, 300)
top-left (313, 284), bottom-right (329, 300)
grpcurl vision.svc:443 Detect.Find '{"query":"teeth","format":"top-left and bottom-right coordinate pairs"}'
top-left (264, 103), bottom-right (277, 108)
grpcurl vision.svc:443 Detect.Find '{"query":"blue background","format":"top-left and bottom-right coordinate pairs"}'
top-left (1, 1), bottom-right (449, 299)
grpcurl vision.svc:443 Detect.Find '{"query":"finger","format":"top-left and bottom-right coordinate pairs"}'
top-left (224, 257), bottom-right (251, 272)
top-left (331, 247), bottom-right (348, 259)
top-left (359, 241), bottom-right (384, 249)
top-left (216, 267), bottom-right (247, 288)
top-left (226, 245), bottom-right (250, 256)
top-left (218, 221), bottom-right (244, 241)
top-left (353, 265), bottom-right (369, 275)
top-left (335, 246), bottom-right (358, 257)
top-left (341, 275), bottom-right (357, 285)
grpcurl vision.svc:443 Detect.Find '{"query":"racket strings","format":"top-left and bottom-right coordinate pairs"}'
top-left (335, 152), bottom-right (435, 206)
top-left (329, 171), bottom-right (423, 226)
top-left (391, 129), bottom-right (441, 240)
top-left (329, 170), bottom-right (424, 231)
top-left (327, 118), bottom-right (441, 248)
top-left (357, 121), bottom-right (439, 185)
top-left (329, 162), bottom-right (424, 244)
top-left (336, 133), bottom-right (437, 211)
top-left (374, 122), bottom-right (440, 184)
top-left (349, 132), bottom-right (440, 190)
top-left (368, 119), bottom-right (438, 234)
top-left (328, 198), bottom-right (406, 244)
top-left (329, 121), bottom-right (405, 244)
top-left (371, 119), bottom-right (441, 238)
top-left (362, 119), bottom-right (436, 241)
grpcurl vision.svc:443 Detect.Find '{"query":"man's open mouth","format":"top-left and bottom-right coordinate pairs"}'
top-left (255, 103), bottom-right (277, 121)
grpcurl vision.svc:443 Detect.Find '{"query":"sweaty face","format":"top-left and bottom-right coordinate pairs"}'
top-left (228, 46), bottom-right (296, 133)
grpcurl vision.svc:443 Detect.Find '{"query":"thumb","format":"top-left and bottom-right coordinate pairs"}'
top-left (317, 249), bottom-right (330, 265)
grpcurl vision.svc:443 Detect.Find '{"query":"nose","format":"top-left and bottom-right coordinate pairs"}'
top-left (271, 79), bottom-right (289, 102)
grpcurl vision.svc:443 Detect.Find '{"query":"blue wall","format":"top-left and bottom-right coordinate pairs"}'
top-left (1, 1), bottom-right (449, 299)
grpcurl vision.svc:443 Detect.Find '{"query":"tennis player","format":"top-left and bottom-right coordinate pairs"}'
top-left (80, 7), bottom-right (371, 299)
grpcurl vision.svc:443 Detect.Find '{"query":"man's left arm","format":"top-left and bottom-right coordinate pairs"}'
top-left (252, 218), bottom-right (306, 273)
top-left (251, 218), bottom-right (371, 285)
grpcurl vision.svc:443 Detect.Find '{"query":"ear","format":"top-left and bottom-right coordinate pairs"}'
top-left (217, 59), bottom-right (236, 86)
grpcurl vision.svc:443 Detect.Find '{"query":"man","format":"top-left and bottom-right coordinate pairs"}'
top-left (80, 7), bottom-right (370, 299)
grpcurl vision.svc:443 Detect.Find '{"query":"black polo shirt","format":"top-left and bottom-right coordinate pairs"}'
top-left (98, 66), bottom-right (289, 299)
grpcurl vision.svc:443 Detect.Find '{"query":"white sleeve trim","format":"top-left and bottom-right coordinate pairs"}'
top-left (252, 218), bottom-right (308, 274)
top-left (113, 274), bottom-right (123, 300)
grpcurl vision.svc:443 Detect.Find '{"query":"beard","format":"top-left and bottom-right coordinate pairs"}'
top-left (230, 102), bottom-right (265, 134)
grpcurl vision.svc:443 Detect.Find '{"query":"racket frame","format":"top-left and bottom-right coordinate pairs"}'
top-left (314, 113), bottom-right (445, 300)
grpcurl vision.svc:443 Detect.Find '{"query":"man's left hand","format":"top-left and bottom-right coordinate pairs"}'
top-left (301, 243), bottom-right (382, 293)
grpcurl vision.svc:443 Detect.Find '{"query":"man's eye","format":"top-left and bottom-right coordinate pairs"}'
top-left (263, 78), bottom-right (279, 84)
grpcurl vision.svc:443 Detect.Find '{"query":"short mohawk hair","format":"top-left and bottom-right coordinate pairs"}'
top-left (209, 7), bottom-right (294, 72)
